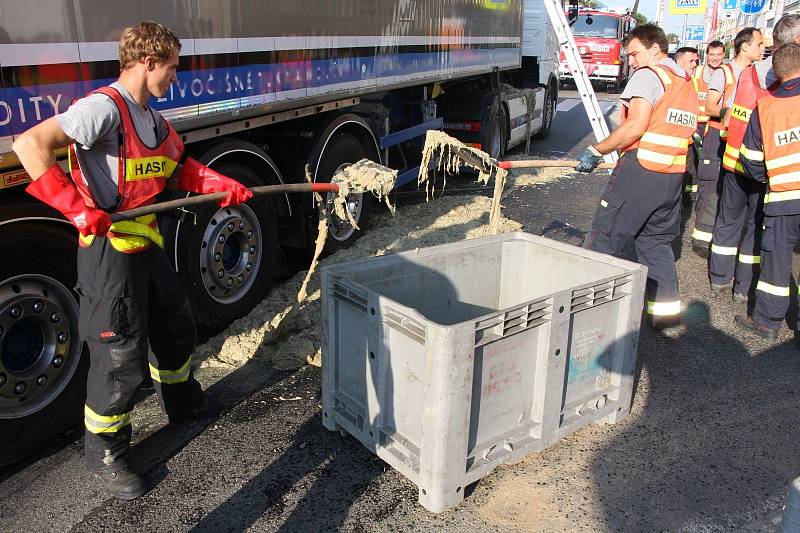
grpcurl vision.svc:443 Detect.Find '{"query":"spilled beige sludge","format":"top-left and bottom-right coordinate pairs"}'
top-left (191, 159), bottom-right (568, 372)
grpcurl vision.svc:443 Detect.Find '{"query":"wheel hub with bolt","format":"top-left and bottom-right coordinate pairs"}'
top-left (200, 204), bottom-right (263, 304)
top-left (0, 275), bottom-right (80, 418)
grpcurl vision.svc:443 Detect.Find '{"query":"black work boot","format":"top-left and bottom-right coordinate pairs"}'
top-left (710, 282), bottom-right (731, 296)
top-left (732, 292), bottom-right (748, 304)
top-left (692, 245), bottom-right (709, 259)
top-left (94, 466), bottom-right (146, 500)
top-left (734, 315), bottom-right (779, 340)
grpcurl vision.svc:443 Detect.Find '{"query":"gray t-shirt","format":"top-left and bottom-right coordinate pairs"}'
top-left (57, 82), bottom-right (168, 210)
top-left (704, 66), bottom-right (726, 94)
top-left (725, 61), bottom-right (748, 106)
top-left (620, 58), bottom-right (687, 108)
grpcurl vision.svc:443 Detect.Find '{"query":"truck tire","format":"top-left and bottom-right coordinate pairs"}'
top-left (0, 222), bottom-right (87, 466)
top-left (536, 85), bottom-right (557, 140)
top-left (483, 101), bottom-right (507, 160)
top-left (174, 163), bottom-right (279, 333)
top-left (313, 132), bottom-right (371, 252)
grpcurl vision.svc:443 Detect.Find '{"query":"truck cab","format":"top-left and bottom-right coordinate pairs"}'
top-left (558, 8), bottom-right (634, 93)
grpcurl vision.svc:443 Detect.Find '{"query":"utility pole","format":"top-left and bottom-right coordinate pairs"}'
top-left (655, 0), bottom-right (664, 27)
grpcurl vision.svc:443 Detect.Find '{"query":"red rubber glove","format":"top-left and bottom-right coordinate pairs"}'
top-left (25, 164), bottom-right (111, 237)
top-left (177, 157), bottom-right (253, 207)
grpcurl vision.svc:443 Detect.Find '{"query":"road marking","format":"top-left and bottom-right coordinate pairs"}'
top-left (556, 99), bottom-right (581, 113)
top-left (557, 98), bottom-right (617, 114)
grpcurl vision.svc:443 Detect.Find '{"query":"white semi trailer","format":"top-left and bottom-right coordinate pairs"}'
top-left (0, 0), bottom-right (558, 464)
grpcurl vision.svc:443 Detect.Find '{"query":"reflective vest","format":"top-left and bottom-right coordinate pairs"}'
top-left (706, 63), bottom-right (736, 135)
top-left (757, 92), bottom-right (800, 209)
top-left (722, 66), bottom-right (776, 174)
top-left (693, 65), bottom-right (710, 124)
top-left (622, 65), bottom-right (699, 173)
top-left (68, 87), bottom-right (184, 253)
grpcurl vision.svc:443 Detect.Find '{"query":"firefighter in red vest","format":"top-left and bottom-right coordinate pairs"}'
top-left (735, 41), bottom-right (800, 340)
top-left (710, 17), bottom-right (800, 303)
top-left (691, 29), bottom-right (763, 257)
top-left (576, 24), bottom-right (699, 335)
top-left (12, 22), bottom-right (253, 499)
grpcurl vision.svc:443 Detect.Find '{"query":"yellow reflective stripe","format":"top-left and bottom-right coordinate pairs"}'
top-left (692, 228), bottom-right (713, 242)
top-left (641, 132), bottom-right (690, 148)
top-left (768, 171), bottom-right (800, 186)
top-left (723, 155), bottom-right (745, 173)
top-left (684, 184), bottom-right (698, 193)
top-left (108, 213), bottom-right (164, 250)
top-left (84, 405), bottom-right (131, 434)
top-left (711, 244), bottom-right (738, 255)
top-left (646, 300), bottom-right (681, 316)
top-left (765, 189), bottom-right (800, 203)
top-left (756, 281), bottom-right (790, 297)
top-left (739, 144), bottom-right (763, 161)
top-left (766, 152), bottom-right (800, 171)
top-left (150, 356), bottom-right (192, 384)
top-left (79, 233), bottom-right (95, 246)
top-left (125, 156), bottom-right (179, 182)
top-left (725, 144), bottom-right (740, 158)
top-left (730, 104), bottom-right (751, 122)
top-left (637, 148), bottom-right (686, 166)
top-left (738, 253), bottom-right (760, 264)
top-left (650, 65), bottom-right (672, 85)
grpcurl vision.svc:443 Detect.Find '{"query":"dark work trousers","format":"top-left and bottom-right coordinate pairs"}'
top-left (584, 150), bottom-right (683, 326)
top-left (692, 128), bottom-right (726, 249)
top-left (682, 143), bottom-right (698, 206)
top-left (752, 214), bottom-right (800, 330)
top-left (708, 170), bottom-right (765, 295)
top-left (77, 237), bottom-right (201, 472)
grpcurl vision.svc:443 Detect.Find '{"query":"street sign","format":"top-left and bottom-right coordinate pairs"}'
top-left (684, 25), bottom-right (705, 42)
top-left (722, 0), bottom-right (737, 9)
top-left (738, 0), bottom-right (767, 15)
top-left (668, 0), bottom-right (707, 15)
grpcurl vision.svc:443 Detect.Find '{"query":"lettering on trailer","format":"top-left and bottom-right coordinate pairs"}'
top-left (775, 126), bottom-right (800, 147)
top-left (666, 108), bottom-right (697, 128)
top-left (1, 169), bottom-right (31, 189)
top-left (0, 46), bottom-right (522, 139)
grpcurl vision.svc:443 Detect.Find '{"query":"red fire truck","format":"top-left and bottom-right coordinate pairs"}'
top-left (558, 9), bottom-right (634, 93)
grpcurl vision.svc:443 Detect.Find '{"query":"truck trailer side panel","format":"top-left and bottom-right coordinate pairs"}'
top-left (0, 0), bottom-right (523, 158)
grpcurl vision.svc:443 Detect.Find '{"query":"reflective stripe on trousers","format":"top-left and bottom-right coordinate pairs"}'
top-left (752, 214), bottom-right (800, 330)
top-left (708, 171), bottom-right (765, 294)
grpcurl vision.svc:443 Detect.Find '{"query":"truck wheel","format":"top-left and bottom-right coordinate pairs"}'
top-left (535, 87), bottom-right (557, 140)
top-left (314, 132), bottom-right (371, 252)
top-left (484, 103), bottom-right (507, 160)
top-left (175, 163), bottom-right (279, 333)
top-left (0, 222), bottom-right (87, 466)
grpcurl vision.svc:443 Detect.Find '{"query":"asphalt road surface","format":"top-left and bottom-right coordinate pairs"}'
top-left (2, 90), bottom-right (798, 532)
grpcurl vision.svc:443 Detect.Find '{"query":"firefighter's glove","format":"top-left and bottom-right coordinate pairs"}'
top-left (177, 157), bottom-right (254, 208)
top-left (692, 132), bottom-right (703, 148)
top-left (25, 164), bottom-right (111, 236)
top-left (576, 145), bottom-right (603, 173)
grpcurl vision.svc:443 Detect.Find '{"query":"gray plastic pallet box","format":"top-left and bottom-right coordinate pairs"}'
top-left (321, 232), bottom-right (647, 512)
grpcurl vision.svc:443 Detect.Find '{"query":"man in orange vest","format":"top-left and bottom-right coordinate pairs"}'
top-left (708, 18), bottom-right (800, 303)
top-left (686, 41), bottom-right (727, 207)
top-left (674, 46), bottom-right (701, 206)
top-left (735, 41), bottom-right (800, 339)
top-left (12, 22), bottom-right (252, 499)
top-left (576, 24), bottom-right (699, 335)
top-left (692, 29), bottom-right (763, 257)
